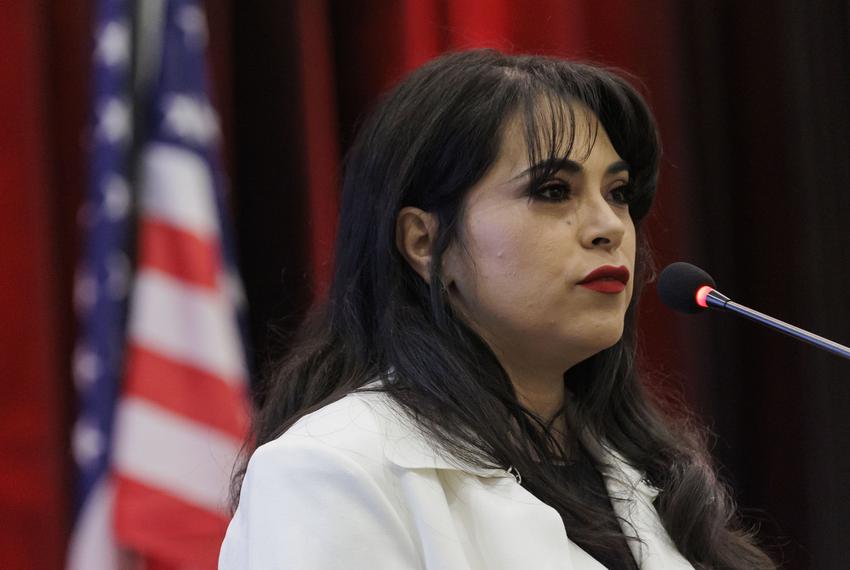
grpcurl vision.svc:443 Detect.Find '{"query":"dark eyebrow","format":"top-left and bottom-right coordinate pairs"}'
top-left (510, 158), bottom-right (630, 181)
top-left (604, 160), bottom-right (630, 175)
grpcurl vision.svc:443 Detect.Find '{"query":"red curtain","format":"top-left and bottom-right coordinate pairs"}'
top-left (295, 0), bottom-right (696, 384)
top-left (0, 1), bottom-right (697, 567)
top-left (0, 1), bottom-right (74, 568)
top-left (15, 1), bottom-right (850, 568)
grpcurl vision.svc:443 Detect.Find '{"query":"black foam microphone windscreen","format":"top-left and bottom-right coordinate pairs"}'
top-left (657, 262), bottom-right (716, 314)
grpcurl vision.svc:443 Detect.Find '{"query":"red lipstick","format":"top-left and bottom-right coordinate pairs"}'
top-left (578, 265), bottom-right (630, 294)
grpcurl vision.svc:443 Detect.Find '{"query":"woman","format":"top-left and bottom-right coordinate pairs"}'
top-left (220, 49), bottom-right (775, 569)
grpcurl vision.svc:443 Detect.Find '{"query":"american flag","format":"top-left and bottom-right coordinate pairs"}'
top-left (67, 0), bottom-right (134, 565)
top-left (68, 0), bottom-right (250, 567)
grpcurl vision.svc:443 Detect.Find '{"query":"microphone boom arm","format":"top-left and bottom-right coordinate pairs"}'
top-left (705, 289), bottom-right (850, 360)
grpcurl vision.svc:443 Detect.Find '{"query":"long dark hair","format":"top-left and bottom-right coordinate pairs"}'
top-left (237, 49), bottom-right (775, 569)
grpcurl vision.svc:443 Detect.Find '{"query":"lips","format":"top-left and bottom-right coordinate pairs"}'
top-left (578, 265), bottom-right (630, 294)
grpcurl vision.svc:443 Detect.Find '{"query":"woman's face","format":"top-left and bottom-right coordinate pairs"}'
top-left (443, 105), bottom-right (636, 376)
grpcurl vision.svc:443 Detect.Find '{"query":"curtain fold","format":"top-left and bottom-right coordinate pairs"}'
top-left (2, 1), bottom-right (848, 568)
top-left (0, 2), bottom-right (69, 569)
top-left (295, 0), bottom-right (340, 297)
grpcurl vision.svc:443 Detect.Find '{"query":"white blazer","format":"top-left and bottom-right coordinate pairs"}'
top-left (219, 387), bottom-right (694, 569)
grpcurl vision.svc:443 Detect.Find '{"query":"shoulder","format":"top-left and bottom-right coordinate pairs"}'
top-left (285, 388), bottom-right (399, 446)
top-left (221, 389), bottom-right (424, 568)
top-left (246, 385), bottom-right (501, 484)
top-left (249, 388), bottom-right (417, 480)
top-left (236, 389), bottom-right (405, 509)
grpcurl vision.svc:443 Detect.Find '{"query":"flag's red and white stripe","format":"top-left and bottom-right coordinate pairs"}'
top-left (112, 142), bottom-right (250, 567)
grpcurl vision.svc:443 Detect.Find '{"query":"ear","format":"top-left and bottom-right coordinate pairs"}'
top-left (395, 207), bottom-right (438, 282)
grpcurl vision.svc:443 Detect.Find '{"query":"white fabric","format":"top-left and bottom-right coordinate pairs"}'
top-left (219, 388), bottom-right (694, 569)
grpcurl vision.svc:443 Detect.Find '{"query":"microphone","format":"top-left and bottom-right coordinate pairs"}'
top-left (658, 262), bottom-right (850, 361)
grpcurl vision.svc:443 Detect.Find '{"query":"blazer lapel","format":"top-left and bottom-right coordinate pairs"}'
top-left (360, 385), bottom-right (693, 569)
top-left (371, 392), bottom-right (608, 569)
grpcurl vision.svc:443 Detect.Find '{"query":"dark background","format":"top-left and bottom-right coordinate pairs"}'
top-left (2, 1), bottom-right (848, 567)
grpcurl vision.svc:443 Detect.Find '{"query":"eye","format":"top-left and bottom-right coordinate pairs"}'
top-left (531, 180), bottom-right (572, 202)
top-left (608, 183), bottom-right (635, 206)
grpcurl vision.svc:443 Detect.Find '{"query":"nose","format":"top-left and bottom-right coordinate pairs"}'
top-left (579, 195), bottom-right (627, 251)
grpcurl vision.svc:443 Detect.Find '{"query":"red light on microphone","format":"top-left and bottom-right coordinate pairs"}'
top-left (695, 285), bottom-right (713, 309)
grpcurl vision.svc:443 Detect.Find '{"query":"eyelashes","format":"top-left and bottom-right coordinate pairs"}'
top-left (528, 179), bottom-right (636, 206)
top-left (531, 180), bottom-right (571, 202)
top-left (608, 183), bottom-right (636, 206)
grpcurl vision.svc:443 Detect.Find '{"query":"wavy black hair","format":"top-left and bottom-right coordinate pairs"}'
top-left (236, 49), bottom-right (775, 569)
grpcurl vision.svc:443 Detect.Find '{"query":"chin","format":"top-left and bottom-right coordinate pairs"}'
top-left (581, 326), bottom-right (625, 355)
top-left (551, 328), bottom-right (623, 369)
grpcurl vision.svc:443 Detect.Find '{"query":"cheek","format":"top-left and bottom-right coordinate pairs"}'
top-left (469, 218), bottom-right (526, 271)
top-left (462, 214), bottom-right (567, 311)
top-left (469, 214), bottom-right (542, 275)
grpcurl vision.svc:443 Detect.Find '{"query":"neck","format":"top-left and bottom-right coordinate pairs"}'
top-left (498, 357), bottom-right (568, 431)
top-left (491, 354), bottom-right (580, 463)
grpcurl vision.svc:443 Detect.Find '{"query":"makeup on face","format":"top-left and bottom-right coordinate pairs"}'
top-left (442, 105), bottom-right (637, 375)
top-left (577, 265), bottom-right (630, 294)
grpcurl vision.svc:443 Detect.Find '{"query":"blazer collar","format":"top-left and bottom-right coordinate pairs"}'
top-left (357, 381), bottom-right (694, 569)
top-left (358, 382), bottom-right (693, 570)
top-left (359, 386), bottom-right (508, 478)
top-left (354, 377), bottom-right (499, 476)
